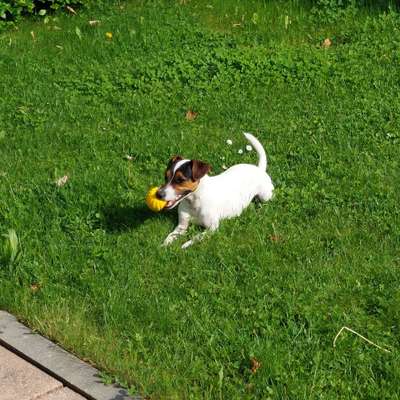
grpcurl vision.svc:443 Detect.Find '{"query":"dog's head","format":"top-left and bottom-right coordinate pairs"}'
top-left (156, 155), bottom-right (211, 210)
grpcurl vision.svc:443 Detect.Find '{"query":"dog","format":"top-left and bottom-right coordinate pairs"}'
top-left (157, 133), bottom-right (274, 248)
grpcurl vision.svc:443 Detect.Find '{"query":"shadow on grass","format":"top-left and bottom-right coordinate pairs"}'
top-left (100, 203), bottom-right (175, 233)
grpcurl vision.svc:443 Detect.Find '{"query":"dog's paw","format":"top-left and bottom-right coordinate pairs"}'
top-left (162, 237), bottom-right (174, 247)
top-left (181, 240), bottom-right (193, 249)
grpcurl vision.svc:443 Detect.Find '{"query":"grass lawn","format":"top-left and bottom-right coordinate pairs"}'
top-left (1, 0), bottom-right (400, 398)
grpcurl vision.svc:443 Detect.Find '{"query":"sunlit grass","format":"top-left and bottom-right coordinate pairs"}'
top-left (0, 1), bottom-right (399, 398)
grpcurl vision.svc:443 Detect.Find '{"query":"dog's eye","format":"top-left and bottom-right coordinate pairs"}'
top-left (175, 177), bottom-right (185, 184)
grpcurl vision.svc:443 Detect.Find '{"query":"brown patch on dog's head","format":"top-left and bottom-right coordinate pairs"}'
top-left (169, 161), bottom-right (197, 192)
top-left (170, 155), bottom-right (183, 164)
top-left (170, 159), bottom-right (211, 193)
top-left (191, 160), bottom-right (211, 181)
top-left (164, 157), bottom-right (210, 185)
top-left (159, 158), bottom-right (212, 208)
top-left (165, 155), bottom-right (183, 182)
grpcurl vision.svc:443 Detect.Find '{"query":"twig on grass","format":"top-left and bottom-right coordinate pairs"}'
top-left (333, 326), bottom-right (391, 353)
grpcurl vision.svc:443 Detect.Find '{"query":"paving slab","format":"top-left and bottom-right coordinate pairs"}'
top-left (0, 311), bottom-right (138, 400)
top-left (0, 345), bottom-right (62, 400)
top-left (41, 387), bottom-right (87, 400)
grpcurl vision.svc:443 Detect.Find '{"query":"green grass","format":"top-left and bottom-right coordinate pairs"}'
top-left (1, 1), bottom-right (400, 398)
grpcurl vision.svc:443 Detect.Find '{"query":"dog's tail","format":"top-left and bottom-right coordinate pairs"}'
top-left (243, 132), bottom-right (267, 171)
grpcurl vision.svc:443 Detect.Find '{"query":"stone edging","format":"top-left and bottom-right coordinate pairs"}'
top-left (0, 310), bottom-right (139, 400)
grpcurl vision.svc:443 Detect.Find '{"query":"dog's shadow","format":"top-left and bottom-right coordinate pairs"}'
top-left (100, 203), bottom-right (175, 233)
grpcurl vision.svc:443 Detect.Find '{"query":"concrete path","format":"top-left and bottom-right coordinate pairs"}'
top-left (0, 345), bottom-right (85, 400)
top-left (0, 311), bottom-right (137, 400)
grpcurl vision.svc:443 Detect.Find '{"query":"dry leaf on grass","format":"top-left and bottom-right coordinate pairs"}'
top-left (270, 234), bottom-right (282, 242)
top-left (322, 38), bottom-right (332, 48)
top-left (66, 5), bottom-right (77, 15)
top-left (185, 110), bottom-right (198, 121)
top-left (30, 284), bottom-right (40, 293)
top-left (250, 357), bottom-right (261, 374)
top-left (55, 175), bottom-right (69, 187)
top-left (30, 31), bottom-right (35, 41)
top-left (89, 20), bottom-right (101, 26)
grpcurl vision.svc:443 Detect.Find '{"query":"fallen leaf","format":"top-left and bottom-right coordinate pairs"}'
top-left (30, 31), bottom-right (35, 41)
top-left (269, 234), bottom-right (282, 242)
top-left (250, 357), bottom-right (261, 374)
top-left (322, 38), bottom-right (332, 48)
top-left (30, 283), bottom-right (40, 293)
top-left (66, 5), bottom-right (77, 15)
top-left (106, 32), bottom-right (113, 40)
top-left (88, 20), bottom-right (101, 26)
top-left (55, 175), bottom-right (69, 187)
top-left (185, 110), bottom-right (198, 121)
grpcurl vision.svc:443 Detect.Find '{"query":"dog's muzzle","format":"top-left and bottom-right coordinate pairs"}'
top-left (157, 189), bottom-right (192, 210)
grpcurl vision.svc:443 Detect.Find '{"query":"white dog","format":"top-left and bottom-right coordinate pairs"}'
top-left (156, 133), bottom-right (274, 248)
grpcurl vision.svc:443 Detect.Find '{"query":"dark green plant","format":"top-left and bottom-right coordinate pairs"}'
top-left (311, 0), bottom-right (357, 22)
top-left (311, 0), bottom-right (399, 22)
top-left (0, 0), bottom-right (85, 23)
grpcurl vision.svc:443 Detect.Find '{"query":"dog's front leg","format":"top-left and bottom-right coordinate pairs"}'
top-left (162, 211), bottom-right (190, 247)
top-left (181, 222), bottom-right (219, 249)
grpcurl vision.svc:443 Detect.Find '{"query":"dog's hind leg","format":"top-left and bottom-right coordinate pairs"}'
top-left (162, 211), bottom-right (190, 246)
top-left (257, 183), bottom-right (274, 203)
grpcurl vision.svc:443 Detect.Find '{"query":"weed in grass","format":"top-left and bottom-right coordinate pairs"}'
top-left (0, 229), bottom-right (20, 267)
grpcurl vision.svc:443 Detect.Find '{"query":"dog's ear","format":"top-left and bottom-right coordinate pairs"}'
top-left (171, 155), bottom-right (183, 163)
top-left (191, 160), bottom-right (211, 181)
top-left (167, 155), bottom-right (183, 169)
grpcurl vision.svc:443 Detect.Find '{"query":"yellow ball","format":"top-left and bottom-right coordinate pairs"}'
top-left (146, 187), bottom-right (167, 212)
